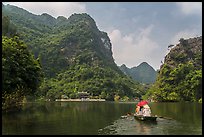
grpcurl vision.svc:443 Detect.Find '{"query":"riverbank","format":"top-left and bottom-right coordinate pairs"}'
top-left (55, 98), bottom-right (106, 102)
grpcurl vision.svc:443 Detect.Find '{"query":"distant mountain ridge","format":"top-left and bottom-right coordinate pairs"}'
top-left (119, 62), bottom-right (157, 84)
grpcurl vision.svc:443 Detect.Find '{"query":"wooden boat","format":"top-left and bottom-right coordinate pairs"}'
top-left (134, 113), bottom-right (157, 121)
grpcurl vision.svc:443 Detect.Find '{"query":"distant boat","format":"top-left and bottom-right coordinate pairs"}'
top-left (134, 113), bottom-right (157, 121)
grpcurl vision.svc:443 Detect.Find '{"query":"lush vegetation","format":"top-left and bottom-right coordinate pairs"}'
top-left (2, 35), bottom-right (43, 111)
top-left (119, 62), bottom-right (157, 84)
top-left (37, 64), bottom-right (144, 101)
top-left (3, 4), bottom-right (201, 105)
top-left (2, 11), bottom-right (43, 111)
top-left (2, 4), bottom-right (145, 103)
top-left (144, 37), bottom-right (202, 102)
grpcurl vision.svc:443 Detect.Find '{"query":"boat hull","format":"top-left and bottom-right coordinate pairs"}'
top-left (134, 114), bottom-right (157, 121)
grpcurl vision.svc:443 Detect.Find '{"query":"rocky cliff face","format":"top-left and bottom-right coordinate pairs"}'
top-left (161, 36), bottom-right (202, 70)
top-left (2, 4), bottom-right (118, 77)
top-left (2, 4), bottom-right (143, 100)
top-left (145, 36), bottom-right (202, 102)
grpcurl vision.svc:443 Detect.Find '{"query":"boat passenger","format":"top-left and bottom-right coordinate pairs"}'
top-left (135, 105), bottom-right (143, 115)
top-left (142, 104), bottom-right (151, 116)
top-left (135, 105), bottom-right (139, 114)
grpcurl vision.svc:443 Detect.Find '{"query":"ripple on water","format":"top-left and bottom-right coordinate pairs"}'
top-left (98, 116), bottom-right (192, 135)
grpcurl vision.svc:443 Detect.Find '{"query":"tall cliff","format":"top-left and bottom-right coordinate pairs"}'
top-left (144, 36), bottom-right (202, 102)
top-left (2, 4), bottom-right (144, 100)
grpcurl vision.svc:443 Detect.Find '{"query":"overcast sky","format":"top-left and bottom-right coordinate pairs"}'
top-left (4, 2), bottom-right (202, 70)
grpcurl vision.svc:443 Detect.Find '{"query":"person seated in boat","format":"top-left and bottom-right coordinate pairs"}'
top-left (135, 105), bottom-right (140, 114)
top-left (142, 104), bottom-right (151, 116)
top-left (135, 105), bottom-right (143, 115)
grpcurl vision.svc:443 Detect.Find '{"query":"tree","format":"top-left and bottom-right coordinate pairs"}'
top-left (2, 14), bottom-right (17, 37)
top-left (2, 36), bottom-right (43, 111)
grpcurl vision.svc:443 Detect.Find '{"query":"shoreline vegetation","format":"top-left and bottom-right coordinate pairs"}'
top-left (2, 4), bottom-right (202, 113)
top-left (55, 98), bottom-right (106, 102)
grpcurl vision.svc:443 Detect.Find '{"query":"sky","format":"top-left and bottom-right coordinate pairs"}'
top-left (4, 2), bottom-right (202, 70)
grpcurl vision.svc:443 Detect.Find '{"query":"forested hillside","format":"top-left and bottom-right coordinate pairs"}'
top-left (119, 62), bottom-right (157, 84)
top-left (144, 37), bottom-right (202, 102)
top-left (2, 10), bottom-right (43, 111)
top-left (3, 3), bottom-right (201, 104)
top-left (2, 4), bottom-right (145, 102)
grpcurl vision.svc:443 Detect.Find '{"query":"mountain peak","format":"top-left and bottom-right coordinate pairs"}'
top-left (69, 13), bottom-right (93, 20)
top-left (139, 62), bottom-right (148, 66)
top-left (68, 13), bottom-right (94, 23)
top-left (120, 64), bottom-right (127, 68)
top-left (40, 13), bottom-right (57, 26)
top-left (57, 16), bottom-right (67, 21)
top-left (119, 62), bottom-right (157, 84)
top-left (137, 62), bottom-right (155, 71)
top-left (41, 13), bottom-right (54, 17)
top-left (68, 13), bottom-right (98, 29)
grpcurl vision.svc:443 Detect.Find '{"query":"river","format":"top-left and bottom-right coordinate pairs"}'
top-left (2, 101), bottom-right (202, 135)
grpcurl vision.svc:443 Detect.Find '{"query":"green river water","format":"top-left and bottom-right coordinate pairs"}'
top-left (2, 101), bottom-right (202, 135)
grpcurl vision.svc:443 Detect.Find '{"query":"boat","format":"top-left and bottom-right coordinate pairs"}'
top-left (133, 113), bottom-right (157, 121)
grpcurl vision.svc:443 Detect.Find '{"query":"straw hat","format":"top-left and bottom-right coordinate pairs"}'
top-left (143, 104), bottom-right (150, 109)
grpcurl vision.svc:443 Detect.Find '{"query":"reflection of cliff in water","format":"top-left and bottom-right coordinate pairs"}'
top-left (2, 102), bottom-right (201, 135)
top-left (150, 102), bottom-right (202, 124)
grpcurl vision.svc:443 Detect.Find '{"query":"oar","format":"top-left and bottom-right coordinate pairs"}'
top-left (121, 112), bottom-right (134, 118)
top-left (156, 115), bottom-right (173, 120)
top-left (125, 113), bottom-right (173, 120)
top-left (127, 112), bottom-right (134, 116)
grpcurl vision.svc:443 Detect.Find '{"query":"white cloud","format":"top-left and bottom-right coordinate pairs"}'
top-left (176, 2), bottom-right (202, 16)
top-left (108, 25), bottom-right (159, 69)
top-left (4, 2), bottom-right (87, 18)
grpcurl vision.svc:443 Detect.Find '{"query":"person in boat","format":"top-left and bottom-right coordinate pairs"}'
top-left (135, 105), bottom-right (140, 114)
top-left (135, 105), bottom-right (144, 115)
top-left (135, 99), bottom-right (152, 116)
top-left (135, 98), bottom-right (142, 115)
top-left (142, 104), bottom-right (151, 116)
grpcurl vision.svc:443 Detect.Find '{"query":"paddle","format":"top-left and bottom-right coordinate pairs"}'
top-left (120, 112), bottom-right (134, 118)
top-left (121, 113), bottom-right (173, 120)
top-left (156, 115), bottom-right (173, 120)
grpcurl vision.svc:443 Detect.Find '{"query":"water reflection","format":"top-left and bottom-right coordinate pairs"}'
top-left (99, 116), bottom-right (182, 135)
top-left (135, 119), bottom-right (157, 134)
top-left (99, 102), bottom-right (202, 135)
top-left (2, 102), bottom-right (202, 135)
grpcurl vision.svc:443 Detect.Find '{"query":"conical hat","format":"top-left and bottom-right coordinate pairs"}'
top-left (143, 104), bottom-right (150, 108)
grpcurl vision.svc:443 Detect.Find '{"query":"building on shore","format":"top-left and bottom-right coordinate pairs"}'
top-left (77, 92), bottom-right (90, 99)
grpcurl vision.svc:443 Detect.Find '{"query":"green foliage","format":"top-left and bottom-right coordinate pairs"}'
top-left (2, 14), bottom-right (17, 37)
top-left (38, 64), bottom-right (143, 101)
top-left (121, 96), bottom-right (130, 101)
top-left (2, 87), bottom-right (24, 112)
top-left (145, 59), bottom-right (202, 102)
top-left (144, 36), bottom-right (202, 102)
top-left (3, 5), bottom-right (145, 103)
top-left (2, 36), bottom-right (43, 94)
top-left (198, 98), bottom-right (202, 103)
top-left (119, 62), bottom-right (157, 84)
top-left (2, 36), bottom-right (43, 111)
top-left (114, 95), bottom-right (120, 101)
